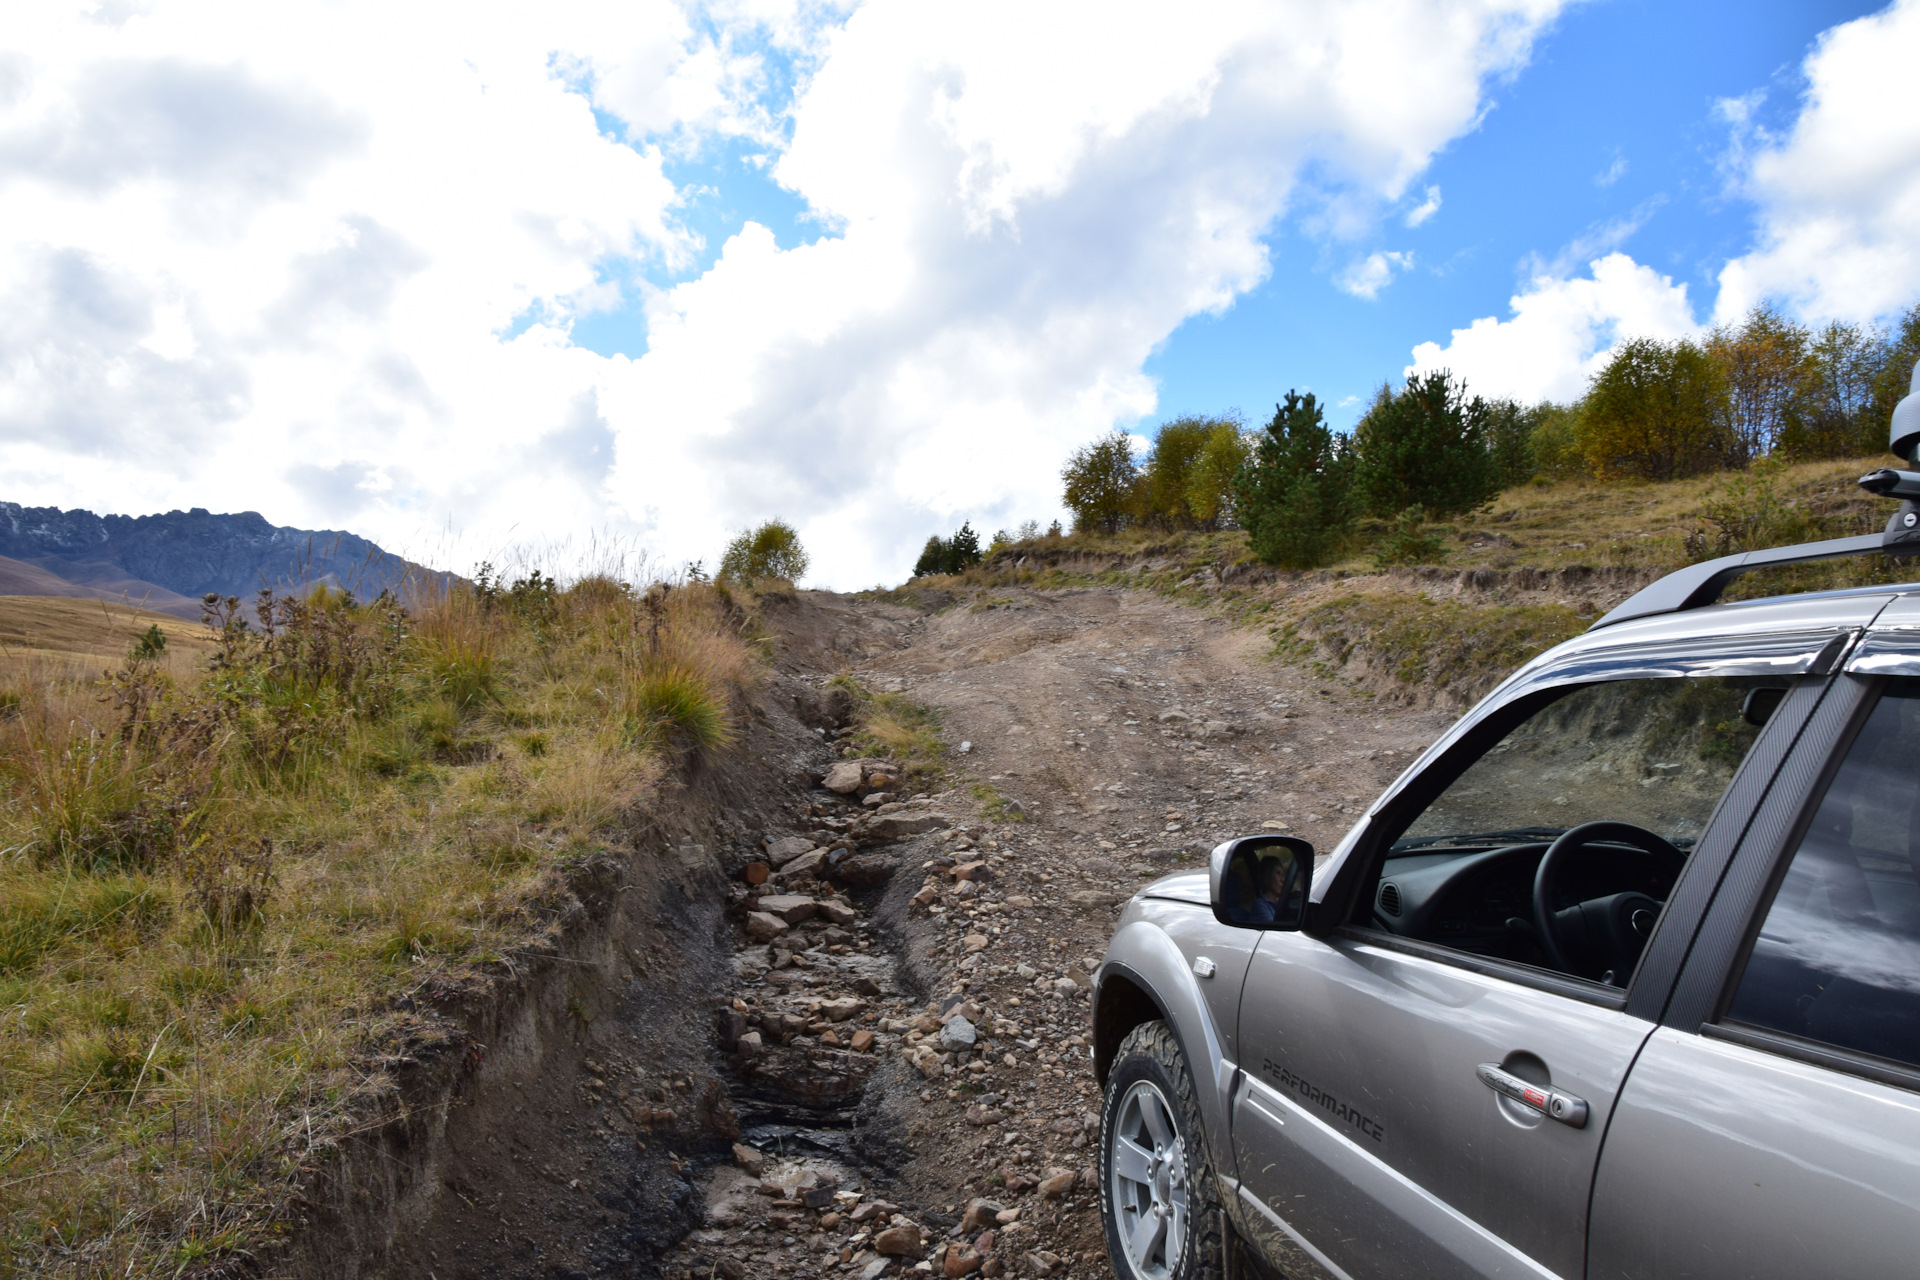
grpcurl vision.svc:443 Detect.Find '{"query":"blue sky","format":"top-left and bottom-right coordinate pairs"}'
top-left (4, 1), bottom-right (1919, 586)
top-left (1144, 0), bottom-right (1886, 431)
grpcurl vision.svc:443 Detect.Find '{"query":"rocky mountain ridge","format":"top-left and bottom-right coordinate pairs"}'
top-left (0, 501), bottom-right (443, 614)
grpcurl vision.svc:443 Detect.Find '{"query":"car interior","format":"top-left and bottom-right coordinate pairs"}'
top-left (1350, 675), bottom-right (1791, 986)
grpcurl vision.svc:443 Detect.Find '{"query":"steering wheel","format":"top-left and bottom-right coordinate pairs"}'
top-left (1532, 821), bottom-right (1684, 983)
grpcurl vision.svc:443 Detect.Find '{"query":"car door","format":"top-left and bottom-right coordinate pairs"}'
top-left (1589, 667), bottom-right (1920, 1278)
top-left (1231, 669), bottom-right (1820, 1280)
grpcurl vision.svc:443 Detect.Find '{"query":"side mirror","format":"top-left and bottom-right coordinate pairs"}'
top-left (1209, 835), bottom-right (1314, 931)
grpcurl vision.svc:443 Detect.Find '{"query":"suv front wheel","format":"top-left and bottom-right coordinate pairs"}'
top-left (1099, 1021), bottom-right (1226, 1280)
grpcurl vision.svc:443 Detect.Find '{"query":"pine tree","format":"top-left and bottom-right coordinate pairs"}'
top-left (1234, 390), bottom-right (1353, 569)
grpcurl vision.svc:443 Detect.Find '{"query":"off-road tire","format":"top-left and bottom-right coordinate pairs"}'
top-left (1099, 1019), bottom-right (1227, 1280)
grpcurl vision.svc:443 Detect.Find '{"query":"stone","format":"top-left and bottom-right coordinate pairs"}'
top-left (831, 855), bottom-right (898, 887)
top-left (850, 1029), bottom-right (875, 1052)
top-left (1005, 896), bottom-right (1033, 909)
top-left (816, 899), bottom-right (857, 926)
top-left (1203, 720), bottom-right (1236, 738)
top-left (803, 1183), bottom-right (840, 1209)
top-left (852, 977), bottom-right (882, 997)
top-left (1079, 1166), bottom-right (1098, 1188)
top-left (914, 1053), bottom-right (946, 1080)
top-left (766, 835), bottom-right (818, 866)
top-left (714, 1259), bottom-right (746, 1280)
top-left (1156, 709), bottom-right (1191, 723)
top-left (744, 912), bottom-right (789, 941)
top-left (823, 761), bottom-right (867, 794)
top-left (735, 1031), bottom-right (763, 1057)
top-left (868, 813), bottom-right (952, 841)
top-left (819, 997), bottom-right (867, 1022)
top-left (758, 895), bottom-right (819, 923)
top-left (981, 1260), bottom-right (1005, 1278)
top-left (1025, 1251), bottom-right (1059, 1277)
top-left (1068, 888), bottom-right (1118, 908)
top-left (849, 1202), bottom-right (884, 1223)
top-left (1051, 978), bottom-right (1078, 994)
top-left (865, 771), bottom-right (896, 790)
top-left (776, 849), bottom-right (828, 881)
top-left (911, 885), bottom-right (940, 909)
top-left (862, 791), bottom-right (895, 807)
top-left (944, 1245), bottom-right (983, 1276)
top-left (963, 934), bottom-right (990, 954)
top-left (910, 1014), bottom-right (943, 1035)
top-left (742, 861), bottom-right (770, 885)
top-left (953, 879), bottom-right (979, 900)
top-left (731, 1143), bottom-right (766, 1177)
top-left (952, 860), bottom-right (990, 881)
top-left (995, 1208), bottom-right (1021, 1226)
top-left (874, 1224), bottom-right (923, 1256)
top-left (940, 1016), bottom-right (977, 1049)
top-left (1014, 963), bottom-right (1038, 979)
top-left (860, 1260), bottom-right (891, 1280)
top-left (1039, 1171), bottom-right (1076, 1200)
top-left (960, 1200), bottom-right (1004, 1233)
top-left (715, 1008), bottom-right (747, 1051)
top-left (964, 1103), bottom-right (1003, 1126)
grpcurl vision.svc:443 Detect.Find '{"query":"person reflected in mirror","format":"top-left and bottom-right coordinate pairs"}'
top-left (1245, 854), bottom-right (1293, 924)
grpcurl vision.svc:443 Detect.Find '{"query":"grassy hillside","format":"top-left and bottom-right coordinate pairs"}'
top-left (0, 576), bottom-right (760, 1276)
top-left (917, 455), bottom-right (1914, 704)
top-left (0, 597), bottom-right (216, 673)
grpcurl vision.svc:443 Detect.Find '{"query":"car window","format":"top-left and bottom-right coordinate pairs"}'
top-left (1396, 677), bottom-right (1767, 855)
top-left (1726, 678), bottom-right (1920, 1070)
top-left (1364, 677), bottom-right (1778, 980)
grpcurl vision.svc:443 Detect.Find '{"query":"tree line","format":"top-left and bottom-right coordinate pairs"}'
top-left (1058, 303), bottom-right (1920, 570)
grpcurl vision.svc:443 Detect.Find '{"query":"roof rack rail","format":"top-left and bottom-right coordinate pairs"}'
top-left (1591, 533), bottom-right (1913, 630)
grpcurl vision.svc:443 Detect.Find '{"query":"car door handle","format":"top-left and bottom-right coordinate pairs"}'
top-left (1476, 1063), bottom-right (1589, 1129)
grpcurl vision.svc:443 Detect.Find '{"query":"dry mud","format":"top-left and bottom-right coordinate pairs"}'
top-left (380, 585), bottom-right (1460, 1280)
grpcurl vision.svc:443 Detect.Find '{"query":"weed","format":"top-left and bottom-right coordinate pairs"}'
top-left (969, 782), bottom-right (1023, 823)
top-left (625, 663), bottom-right (733, 752)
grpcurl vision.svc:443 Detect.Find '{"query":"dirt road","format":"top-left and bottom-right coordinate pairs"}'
top-left (661, 585), bottom-right (1459, 1280)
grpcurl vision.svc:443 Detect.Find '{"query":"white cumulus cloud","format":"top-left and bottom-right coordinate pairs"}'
top-left (0, 0), bottom-right (1569, 587)
top-left (1407, 252), bottom-right (1699, 403)
top-left (1716, 0), bottom-right (1920, 324)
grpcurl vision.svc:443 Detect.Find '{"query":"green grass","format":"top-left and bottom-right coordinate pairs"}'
top-left (1277, 593), bottom-right (1595, 702)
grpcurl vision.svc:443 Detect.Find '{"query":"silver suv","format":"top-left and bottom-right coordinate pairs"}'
top-left (1091, 370), bottom-right (1920, 1280)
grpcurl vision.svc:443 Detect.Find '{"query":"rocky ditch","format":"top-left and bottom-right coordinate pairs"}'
top-left (658, 749), bottom-right (1115, 1280)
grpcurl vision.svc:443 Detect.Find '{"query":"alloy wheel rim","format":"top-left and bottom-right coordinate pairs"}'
top-left (1109, 1080), bottom-right (1189, 1280)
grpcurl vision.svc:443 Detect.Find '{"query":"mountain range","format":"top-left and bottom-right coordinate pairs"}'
top-left (0, 503), bottom-right (440, 620)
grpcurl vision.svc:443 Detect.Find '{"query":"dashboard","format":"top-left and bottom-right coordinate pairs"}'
top-left (1371, 841), bottom-right (1681, 964)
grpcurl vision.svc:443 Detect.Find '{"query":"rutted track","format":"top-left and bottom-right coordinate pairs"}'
top-left (388, 584), bottom-right (1458, 1280)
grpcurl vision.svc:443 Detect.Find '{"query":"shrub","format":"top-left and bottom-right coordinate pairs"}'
top-left (718, 519), bottom-right (809, 584)
top-left (1578, 337), bottom-right (1730, 480)
top-left (1235, 390), bottom-right (1352, 569)
top-left (1486, 399), bottom-right (1546, 488)
top-left (1061, 430), bottom-right (1138, 534)
top-left (1371, 507), bottom-right (1451, 568)
top-left (1352, 371), bottom-right (1499, 518)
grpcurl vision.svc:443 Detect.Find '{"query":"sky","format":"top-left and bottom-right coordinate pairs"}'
top-left (2, 0), bottom-right (1918, 588)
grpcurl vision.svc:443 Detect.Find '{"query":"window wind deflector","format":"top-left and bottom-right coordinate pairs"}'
top-left (1526, 630), bottom-right (1854, 685)
top-left (1848, 593), bottom-right (1920, 675)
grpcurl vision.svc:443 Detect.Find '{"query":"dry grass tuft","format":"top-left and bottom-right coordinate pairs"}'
top-left (0, 564), bottom-right (762, 1276)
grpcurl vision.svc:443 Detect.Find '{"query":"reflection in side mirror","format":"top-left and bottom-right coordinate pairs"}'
top-left (1209, 835), bottom-right (1314, 931)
